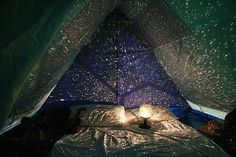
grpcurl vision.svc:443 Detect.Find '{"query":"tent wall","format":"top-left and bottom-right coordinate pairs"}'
top-left (0, 0), bottom-right (117, 130)
top-left (120, 0), bottom-right (236, 113)
top-left (46, 13), bottom-right (189, 116)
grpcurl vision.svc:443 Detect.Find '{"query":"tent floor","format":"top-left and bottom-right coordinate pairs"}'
top-left (180, 110), bottom-right (223, 128)
top-left (0, 108), bottom-right (235, 157)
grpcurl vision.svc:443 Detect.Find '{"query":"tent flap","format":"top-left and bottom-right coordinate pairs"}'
top-left (0, 0), bottom-right (117, 130)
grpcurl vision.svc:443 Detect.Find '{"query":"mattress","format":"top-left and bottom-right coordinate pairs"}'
top-left (50, 105), bottom-right (229, 157)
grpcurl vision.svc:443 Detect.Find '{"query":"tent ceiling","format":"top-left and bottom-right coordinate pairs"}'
top-left (45, 12), bottom-right (189, 113)
top-left (0, 0), bottom-right (236, 130)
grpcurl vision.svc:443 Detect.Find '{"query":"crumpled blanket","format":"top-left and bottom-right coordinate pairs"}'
top-left (50, 119), bottom-right (229, 157)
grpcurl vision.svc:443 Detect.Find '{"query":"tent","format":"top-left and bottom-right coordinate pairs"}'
top-left (0, 0), bottom-right (236, 155)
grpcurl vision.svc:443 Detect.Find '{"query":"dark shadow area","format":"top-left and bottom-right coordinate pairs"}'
top-left (0, 107), bottom-right (82, 157)
top-left (181, 109), bottom-right (236, 156)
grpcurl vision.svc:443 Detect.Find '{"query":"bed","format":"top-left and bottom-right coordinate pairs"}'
top-left (50, 105), bottom-right (229, 157)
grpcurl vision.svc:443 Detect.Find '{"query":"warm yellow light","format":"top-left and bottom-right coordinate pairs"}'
top-left (116, 106), bottom-right (126, 124)
top-left (139, 104), bottom-right (153, 118)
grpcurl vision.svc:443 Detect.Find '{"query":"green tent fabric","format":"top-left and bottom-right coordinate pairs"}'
top-left (0, 0), bottom-right (236, 132)
top-left (120, 0), bottom-right (236, 113)
top-left (0, 0), bottom-right (71, 129)
top-left (0, 0), bottom-right (117, 130)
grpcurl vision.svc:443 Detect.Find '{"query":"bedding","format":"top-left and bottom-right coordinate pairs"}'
top-left (50, 105), bottom-right (229, 157)
top-left (79, 105), bottom-right (125, 127)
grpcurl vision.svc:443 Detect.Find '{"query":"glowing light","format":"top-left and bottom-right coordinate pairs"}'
top-left (116, 106), bottom-right (126, 124)
top-left (139, 104), bottom-right (153, 118)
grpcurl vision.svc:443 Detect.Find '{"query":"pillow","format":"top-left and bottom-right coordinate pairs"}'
top-left (125, 106), bottom-right (178, 125)
top-left (79, 105), bottom-right (126, 127)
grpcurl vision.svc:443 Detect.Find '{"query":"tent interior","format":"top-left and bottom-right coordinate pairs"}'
top-left (0, 0), bottom-right (236, 156)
